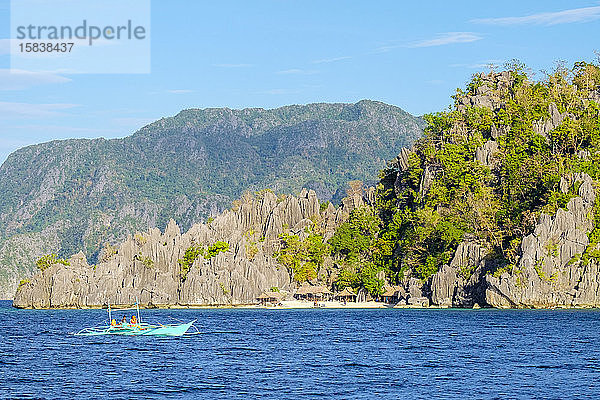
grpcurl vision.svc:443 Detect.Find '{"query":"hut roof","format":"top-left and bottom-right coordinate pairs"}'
top-left (381, 285), bottom-right (402, 297)
top-left (312, 285), bottom-right (332, 295)
top-left (295, 284), bottom-right (313, 295)
top-left (336, 287), bottom-right (356, 297)
top-left (295, 283), bottom-right (334, 295)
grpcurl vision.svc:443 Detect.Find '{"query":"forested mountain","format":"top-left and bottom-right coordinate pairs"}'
top-left (0, 100), bottom-right (424, 298)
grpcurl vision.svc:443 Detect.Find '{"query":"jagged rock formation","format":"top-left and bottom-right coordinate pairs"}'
top-left (486, 173), bottom-right (598, 308)
top-left (422, 154), bottom-right (600, 308)
top-left (430, 240), bottom-right (489, 307)
top-left (404, 170), bottom-right (600, 309)
top-left (13, 189), bottom-right (353, 308)
top-left (0, 100), bottom-right (425, 299)
top-left (533, 102), bottom-right (568, 137)
top-left (456, 71), bottom-right (511, 111)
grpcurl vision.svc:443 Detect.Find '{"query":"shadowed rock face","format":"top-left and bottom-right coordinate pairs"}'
top-left (13, 189), bottom-right (353, 308)
top-left (430, 240), bottom-right (489, 308)
top-left (485, 173), bottom-right (598, 308)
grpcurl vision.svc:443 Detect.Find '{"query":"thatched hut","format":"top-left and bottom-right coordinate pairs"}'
top-left (294, 284), bottom-right (333, 301)
top-left (257, 291), bottom-right (284, 305)
top-left (311, 285), bottom-right (333, 301)
top-left (294, 284), bottom-right (313, 300)
top-left (335, 287), bottom-right (357, 302)
top-left (381, 286), bottom-right (402, 304)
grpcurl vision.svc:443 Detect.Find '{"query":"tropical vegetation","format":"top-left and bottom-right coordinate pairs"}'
top-left (274, 58), bottom-right (600, 296)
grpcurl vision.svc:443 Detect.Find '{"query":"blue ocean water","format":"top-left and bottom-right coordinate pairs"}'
top-left (1, 300), bottom-right (600, 399)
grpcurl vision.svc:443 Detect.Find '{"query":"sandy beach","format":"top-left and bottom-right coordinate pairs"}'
top-left (246, 300), bottom-right (392, 309)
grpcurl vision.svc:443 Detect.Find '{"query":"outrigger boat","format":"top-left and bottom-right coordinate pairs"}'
top-left (74, 301), bottom-right (199, 336)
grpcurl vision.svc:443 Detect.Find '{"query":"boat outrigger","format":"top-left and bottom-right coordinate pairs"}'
top-left (74, 301), bottom-right (199, 336)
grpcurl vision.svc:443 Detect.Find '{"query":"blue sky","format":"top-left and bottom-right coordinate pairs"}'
top-left (0, 0), bottom-right (599, 163)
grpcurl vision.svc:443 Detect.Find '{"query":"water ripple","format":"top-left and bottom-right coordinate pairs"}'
top-left (2, 302), bottom-right (600, 399)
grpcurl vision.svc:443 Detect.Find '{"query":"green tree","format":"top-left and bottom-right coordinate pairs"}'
top-left (36, 253), bottom-right (70, 271)
top-left (329, 206), bottom-right (385, 295)
top-left (276, 225), bottom-right (329, 283)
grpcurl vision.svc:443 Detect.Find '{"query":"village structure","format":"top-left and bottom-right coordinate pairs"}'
top-left (255, 282), bottom-right (412, 309)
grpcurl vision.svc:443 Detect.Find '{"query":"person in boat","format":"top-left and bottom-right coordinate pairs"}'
top-left (111, 318), bottom-right (117, 326)
top-left (120, 316), bottom-right (127, 325)
top-left (130, 315), bottom-right (138, 326)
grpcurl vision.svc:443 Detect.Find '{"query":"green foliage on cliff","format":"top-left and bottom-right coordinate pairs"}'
top-left (18, 279), bottom-right (30, 289)
top-left (373, 58), bottom-right (600, 281)
top-left (204, 241), bottom-right (229, 259)
top-left (178, 241), bottom-right (230, 280)
top-left (330, 207), bottom-right (381, 260)
top-left (36, 253), bottom-right (70, 271)
top-left (276, 225), bottom-right (329, 283)
top-left (178, 245), bottom-right (203, 280)
top-left (273, 205), bottom-right (387, 295)
top-left (142, 256), bottom-right (154, 269)
top-left (329, 206), bottom-right (385, 295)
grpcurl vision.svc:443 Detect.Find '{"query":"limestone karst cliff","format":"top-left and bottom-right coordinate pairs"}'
top-left (427, 173), bottom-right (600, 308)
top-left (370, 61), bottom-right (600, 308)
top-left (13, 189), bottom-right (362, 308)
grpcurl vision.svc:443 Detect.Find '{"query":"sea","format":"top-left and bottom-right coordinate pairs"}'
top-left (1, 300), bottom-right (600, 399)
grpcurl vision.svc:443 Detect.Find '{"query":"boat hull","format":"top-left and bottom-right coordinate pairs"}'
top-left (75, 320), bottom-right (196, 336)
top-left (137, 321), bottom-right (195, 336)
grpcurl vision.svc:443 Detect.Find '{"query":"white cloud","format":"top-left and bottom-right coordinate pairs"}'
top-left (409, 32), bottom-right (482, 48)
top-left (276, 69), bottom-right (318, 75)
top-left (212, 63), bottom-right (253, 68)
top-left (166, 89), bottom-right (194, 94)
top-left (374, 45), bottom-right (399, 53)
top-left (312, 56), bottom-right (351, 64)
top-left (0, 69), bottom-right (71, 90)
top-left (0, 102), bottom-right (79, 118)
top-left (450, 60), bottom-right (504, 69)
top-left (472, 6), bottom-right (600, 26)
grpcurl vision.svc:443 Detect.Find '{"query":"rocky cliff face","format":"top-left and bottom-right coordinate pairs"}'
top-left (485, 173), bottom-right (598, 308)
top-left (425, 172), bottom-right (599, 308)
top-left (394, 167), bottom-right (600, 309)
top-left (13, 189), bottom-right (354, 308)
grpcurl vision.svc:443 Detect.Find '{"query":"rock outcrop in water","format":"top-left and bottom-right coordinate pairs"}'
top-left (13, 189), bottom-right (359, 308)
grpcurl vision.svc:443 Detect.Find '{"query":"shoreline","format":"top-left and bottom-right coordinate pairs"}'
top-left (6, 299), bottom-right (600, 310)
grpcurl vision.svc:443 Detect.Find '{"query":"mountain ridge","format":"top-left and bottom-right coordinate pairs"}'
top-left (0, 99), bottom-right (424, 298)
